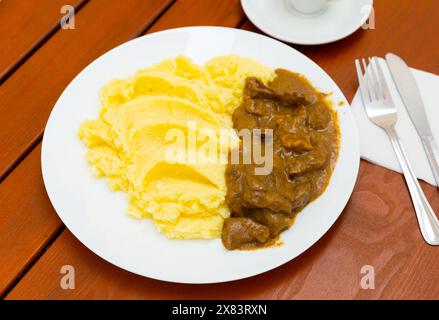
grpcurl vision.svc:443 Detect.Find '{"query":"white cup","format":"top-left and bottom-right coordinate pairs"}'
top-left (288, 0), bottom-right (328, 15)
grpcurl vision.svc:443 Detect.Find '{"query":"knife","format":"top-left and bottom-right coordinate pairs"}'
top-left (386, 53), bottom-right (439, 188)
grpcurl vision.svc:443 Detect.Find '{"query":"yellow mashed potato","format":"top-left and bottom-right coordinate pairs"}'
top-left (78, 55), bottom-right (274, 239)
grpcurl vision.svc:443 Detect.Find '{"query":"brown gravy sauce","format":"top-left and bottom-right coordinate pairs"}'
top-left (222, 69), bottom-right (340, 250)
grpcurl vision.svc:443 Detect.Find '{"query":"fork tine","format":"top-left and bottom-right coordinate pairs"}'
top-left (368, 57), bottom-right (383, 100)
top-left (372, 57), bottom-right (391, 100)
top-left (355, 59), bottom-right (371, 104)
top-left (361, 58), bottom-right (376, 101)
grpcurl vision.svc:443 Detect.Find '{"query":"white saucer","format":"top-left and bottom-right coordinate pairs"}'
top-left (241, 0), bottom-right (373, 45)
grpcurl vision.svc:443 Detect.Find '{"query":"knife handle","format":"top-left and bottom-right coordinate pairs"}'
top-left (422, 136), bottom-right (439, 188)
top-left (386, 126), bottom-right (439, 245)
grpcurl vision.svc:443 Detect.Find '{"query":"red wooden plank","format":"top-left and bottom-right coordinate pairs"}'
top-left (0, 145), bottom-right (62, 296)
top-left (0, 0), bottom-right (86, 81)
top-left (147, 0), bottom-right (244, 32)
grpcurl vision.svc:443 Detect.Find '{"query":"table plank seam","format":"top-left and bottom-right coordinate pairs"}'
top-left (236, 14), bottom-right (248, 29)
top-left (0, 0), bottom-right (90, 86)
top-left (0, 132), bottom-right (42, 184)
top-left (0, 224), bottom-right (65, 299)
top-left (139, 0), bottom-right (178, 35)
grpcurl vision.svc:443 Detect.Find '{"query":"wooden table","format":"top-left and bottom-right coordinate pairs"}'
top-left (1, 0), bottom-right (438, 300)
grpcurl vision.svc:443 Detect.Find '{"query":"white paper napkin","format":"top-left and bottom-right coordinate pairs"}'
top-left (350, 58), bottom-right (439, 187)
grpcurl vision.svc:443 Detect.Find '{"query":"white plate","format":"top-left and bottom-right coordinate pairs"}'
top-left (42, 27), bottom-right (360, 284)
top-left (241, 0), bottom-right (373, 45)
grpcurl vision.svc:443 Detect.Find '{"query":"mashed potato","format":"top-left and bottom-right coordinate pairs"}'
top-left (78, 55), bottom-right (274, 239)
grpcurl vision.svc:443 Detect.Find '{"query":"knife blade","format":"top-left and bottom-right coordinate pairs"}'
top-left (386, 53), bottom-right (439, 187)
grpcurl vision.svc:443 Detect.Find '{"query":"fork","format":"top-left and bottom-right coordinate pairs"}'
top-left (355, 57), bottom-right (439, 245)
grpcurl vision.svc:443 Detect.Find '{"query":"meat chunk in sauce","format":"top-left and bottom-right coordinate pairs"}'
top-left (222, 69), bottom-right (339, 250)
top-left (222, 218), bottom-right (270, 250)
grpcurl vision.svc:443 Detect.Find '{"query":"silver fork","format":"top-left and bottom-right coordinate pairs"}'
top-left (355, 57), bottom-right (439, 245)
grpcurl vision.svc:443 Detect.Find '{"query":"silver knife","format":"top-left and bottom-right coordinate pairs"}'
top-left (386, 53), bottom-right (439, 188)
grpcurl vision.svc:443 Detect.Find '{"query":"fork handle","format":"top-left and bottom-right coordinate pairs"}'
top-left (385, 126), bottom-right (439, 245)
top-left (421, 136), bottom-right (439, 189)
